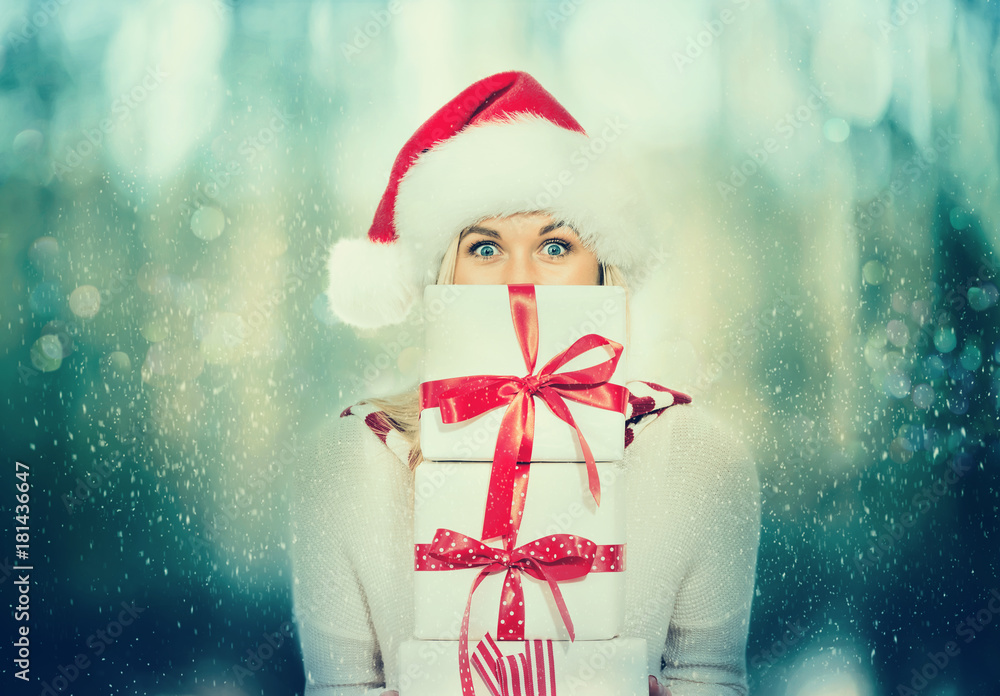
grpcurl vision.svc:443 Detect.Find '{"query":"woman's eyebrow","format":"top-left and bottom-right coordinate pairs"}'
top-left (539, 221), bottom-right (567, 235)
top-left (460, 225), bottom-right (500, 241)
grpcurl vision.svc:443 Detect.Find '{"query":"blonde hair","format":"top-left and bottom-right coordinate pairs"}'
top-left (364, 220), bottom-right (630, 469)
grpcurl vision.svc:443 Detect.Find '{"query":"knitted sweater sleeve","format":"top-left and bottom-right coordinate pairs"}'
top-left (289, 413), bottom-right (390, 696)
top-left (636, 405), bottom-right (761, 696)
top-left (669, 408), bottom-right (759, 695)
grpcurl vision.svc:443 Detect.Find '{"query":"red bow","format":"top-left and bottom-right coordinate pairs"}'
top-left (471, 632), bottom-right (557, 696)
top-left (415, 528), bottom-right (623, 696)
top-left (420, 285), bottom-right (627, 540)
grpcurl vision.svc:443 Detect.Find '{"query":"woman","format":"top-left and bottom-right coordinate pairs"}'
top-left (291, 71), bottom-right (761, 696)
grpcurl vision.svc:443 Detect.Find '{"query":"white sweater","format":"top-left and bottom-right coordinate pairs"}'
top-left (290, 398), bottom-right (761, 696)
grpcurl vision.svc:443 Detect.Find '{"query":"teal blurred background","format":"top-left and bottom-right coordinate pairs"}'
top-left (1, 0), bottom-right (999, 694)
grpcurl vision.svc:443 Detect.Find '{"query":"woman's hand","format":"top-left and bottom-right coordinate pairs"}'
top-left (648, 675), bottom-right (671, 696)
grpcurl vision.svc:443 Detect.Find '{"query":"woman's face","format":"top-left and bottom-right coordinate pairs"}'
top-left (452, 212), bottom-right (601, 286)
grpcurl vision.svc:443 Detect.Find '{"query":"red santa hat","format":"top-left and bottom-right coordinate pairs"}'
top-left (327, 70), bottom-right (648, 329)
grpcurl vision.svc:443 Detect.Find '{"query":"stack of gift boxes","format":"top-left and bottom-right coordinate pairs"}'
top-left (398, 285), bottom-right (648, 696)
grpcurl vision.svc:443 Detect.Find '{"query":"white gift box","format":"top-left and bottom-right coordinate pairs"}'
top-left (420, 285), bottom-right (627, 463)
top-left (413, 460), bottom-right (626, 641)
top-left (398, 637), bottom-right (649, 696)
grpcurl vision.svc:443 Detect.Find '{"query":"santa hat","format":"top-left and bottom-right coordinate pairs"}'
top-left (327, 70), bottom-right (649, 329)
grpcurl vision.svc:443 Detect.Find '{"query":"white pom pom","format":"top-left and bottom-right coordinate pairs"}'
top-left (326, 237), bottom-right (419, 329)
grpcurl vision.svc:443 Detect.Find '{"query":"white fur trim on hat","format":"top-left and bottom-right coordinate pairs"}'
top-left (326, 236), bottom-right (419, 329)
top-left (394, 114), bottom-right (650, 287)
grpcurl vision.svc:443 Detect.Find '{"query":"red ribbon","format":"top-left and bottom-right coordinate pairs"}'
top-left (471, 632), bottom-right (557, 696)
top-left (415, 528), bottom-right (623, 696)
top-left (419, 285), bottom-right (627, 540)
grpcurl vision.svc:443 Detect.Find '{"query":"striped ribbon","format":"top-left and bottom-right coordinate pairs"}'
top-left (471, 632), bottom-right (557, 696)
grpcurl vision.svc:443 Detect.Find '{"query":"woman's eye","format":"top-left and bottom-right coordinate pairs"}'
top-left (543, 241), bottom-right (568, 257)
top-left (472, 242), bottom-right (498, 258)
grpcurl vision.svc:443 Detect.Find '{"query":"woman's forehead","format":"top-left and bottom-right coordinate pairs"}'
top-left (467, 213), bottom-right (575, 235)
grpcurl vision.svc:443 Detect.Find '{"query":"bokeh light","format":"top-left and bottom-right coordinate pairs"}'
top-left (69, 284), bottom-right (101, 318)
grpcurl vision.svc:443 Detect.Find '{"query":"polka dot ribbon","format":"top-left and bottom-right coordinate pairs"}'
top-left (414, 529), bottom-right (624, 696)
top-left (419, 285), bottom-right (628, 541)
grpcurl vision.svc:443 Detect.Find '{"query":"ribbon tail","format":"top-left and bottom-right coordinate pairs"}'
top-left (543, 573), bottom-right (575, 642)
top-left (460, 571), bottom-right (494, 696)
top-left (482, 447), bottom-right (515, 541)
top-left (521, 646), bottom-right (535, 696)
top-left (471, 633), bottom-right (504, 696)
top-left (496, 566), bottom-right (525, 641)
top-left (546, 641), bottom-right (557, 696)
top-left (516, 394), bottom-right (535, 464)
top-left (482, 396), bottom-right (528, 541)
top-left (518, 556), bottom-right (577, 643)
top-left (574, 420), bottom-right (601, 507)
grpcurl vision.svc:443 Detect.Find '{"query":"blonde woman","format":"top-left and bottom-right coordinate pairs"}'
top-left (291, 71), bottom-right (760, 696)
